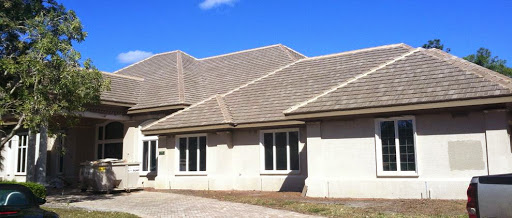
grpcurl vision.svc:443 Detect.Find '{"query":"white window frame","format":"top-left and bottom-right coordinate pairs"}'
top-left (174, 133), bottom-right (207, 176)
top-left (15, 133), bottom-right (29, 175)
top-left (375, 116), bottom-right (419, 177)
top-left (95, 121), bottom-right (125, 160)
top-left (139, 133), bottom-right (158, 175)
top-left (259, 128), bottom-right (302, 175)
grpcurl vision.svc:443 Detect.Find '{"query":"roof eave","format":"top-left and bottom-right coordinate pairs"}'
top-left (127, 104), bottom-right (190, 114)
top-left (284, 96), bottom-right (512, 120)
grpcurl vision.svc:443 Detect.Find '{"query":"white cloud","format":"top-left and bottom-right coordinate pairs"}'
top-left (199, 0), bottom-right (237, 10)
top-left (117, 50), bottom-right (154, 64)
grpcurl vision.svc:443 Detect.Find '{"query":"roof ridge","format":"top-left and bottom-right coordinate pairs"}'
top-left (422, 49), bottom-right (512, 91)
top-left (280, 44), bottom-right (308, 59)
top-left (221, 58), bottom-right (306, 98)
top-left (197, 44), bottom-right (282, 61)
top-left (215, 94), bottom-right (233, 123)
top-left (176, 52), bottom-right (186, 103)
top-left (101, 71), bottom-right (144, 81)
top-left (284, 48), bottom-right (422, 114)
top-left (278, 44), bottom-right (299, 61)
top-left (143, 58), bottom-right (305, 131)
top-left (302, 43), bottom-right (412, 62)
top-left (113, 50), bottom-right (199, 74)
top-left (141, 94), bottom-right (219, 131)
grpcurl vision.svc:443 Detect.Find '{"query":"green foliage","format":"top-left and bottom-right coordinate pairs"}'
top-left (422, 39), bottom-right (451, 52)
top-left (0, 180), bottom-right (47, 199)
top-left (0, 0), bottom-right (110, 147)
top-left (464, 48), bottom-right (512, 77)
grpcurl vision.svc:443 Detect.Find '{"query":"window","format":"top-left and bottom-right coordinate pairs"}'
top-left (16, 134), bottom-right (28, 174)
top-left (375, 117), bottom-right (418, 176)
top-left (176, 135), bottom-right (207, 173)
top-left (96, 122), bottom-right (124, 159)
top-left (56, 135), bottom-right (65, 174)
top-left (141, 136), bottom-right (158, 173)
top-left (260, 129), bottom-right (300, 173)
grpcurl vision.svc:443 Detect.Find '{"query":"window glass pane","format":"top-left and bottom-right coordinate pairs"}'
top-left (97, 144), bottom-right (103, 159)
top-left (98, 127), bottom-right (103, 140)
top-left (17, 147), bottom-right (22, 172)
top-left (105, 122), bottom-right (124, 139)
top-left (264, 133), bottom-right (273, 170)
top-left (199, 136), bottom-right (206, 171)
top-left (275, 132), bottom-right (287, 170)
top-left (104, 143), bottom-right (123, 159)
top-left (150, 141), bottom-right (157, 172)
top-left (143, 141), bottom-right (148, 171)
top-left (188, 137), bottom-right (197, 171)
top-left (289, 131), bottom-right (299, 170)
top-left (179, 138), bottom-right (187, 171)
top-left (380, 121), bottom-right (397, 171)
top-left (398, 120), bottom-right (415, 171)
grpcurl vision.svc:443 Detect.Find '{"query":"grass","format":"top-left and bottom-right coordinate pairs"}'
top-left (43, 207), bottom-right (139, 218)
top-left (163, 190), bottom-right (467, 217)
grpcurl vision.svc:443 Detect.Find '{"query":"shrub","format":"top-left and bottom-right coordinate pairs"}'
top-left (0, 181), bottom-right (47, 199)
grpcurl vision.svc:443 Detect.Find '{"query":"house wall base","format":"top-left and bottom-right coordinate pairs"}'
top-left (305, 178), bottom-right (470, 199)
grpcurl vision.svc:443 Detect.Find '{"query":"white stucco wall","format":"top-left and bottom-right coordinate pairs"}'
top-left (154, 128), bottom-right (308, 191)
top-left (305, 110), bottom-right (512, 199)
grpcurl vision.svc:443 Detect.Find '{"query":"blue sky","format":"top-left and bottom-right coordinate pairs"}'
top-left (58, 0), bottom-right (512, 72)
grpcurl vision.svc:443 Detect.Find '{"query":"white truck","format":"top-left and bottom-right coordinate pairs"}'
top-left (467, 174), bottom-right (512, 218)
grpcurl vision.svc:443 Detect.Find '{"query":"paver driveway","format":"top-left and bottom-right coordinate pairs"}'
top-left (47, 191), bottom-right (320, 218)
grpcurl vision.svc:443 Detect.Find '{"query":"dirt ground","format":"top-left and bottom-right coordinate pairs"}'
top-left (154, 189), bottom-right (467, 217)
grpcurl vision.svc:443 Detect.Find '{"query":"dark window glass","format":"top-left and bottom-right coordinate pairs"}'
top-left (17, 147), bottom-right (22, 172)
top-left (179, 138), bottom-right (187, 171)
top-left (188, 137), bottom-right (198, 171)
top-left (380, 121), bottom-right (397, 171)
top-left (98, 126), bottom-right (103, 140)
top-left (199, 136), bottom-right (206, 171)
top-left (105, 122), bottom-right (124, 139)
top-left (275, 132), bottom-right (287, 170)
top-left (264, 133), bottom-right (274, 170)
top-left (398, 120), bottom-right (415, 171)
top-left (150, 140), bottom-right (157, 172)
top-left (142, 141), bottom-right (149, 171)
top-left (289, 131), bottom-right (299, 170)
top-left (97, 144), bottom-right (103, 159)
top-left (104, 143), bottom-right (123, 159)
top-left (21, 147), bottom-right (26, 173)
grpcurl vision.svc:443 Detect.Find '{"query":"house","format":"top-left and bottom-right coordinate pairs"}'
top-left (1, 43), bottom-right (511, 199)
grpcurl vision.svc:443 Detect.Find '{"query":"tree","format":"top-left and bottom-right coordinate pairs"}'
top-left (464, 48), bottom-right (512, 77)
top-left (0, 0), bottom-right (109, 171)
top-left (422, 39), bottom-right (451, 53)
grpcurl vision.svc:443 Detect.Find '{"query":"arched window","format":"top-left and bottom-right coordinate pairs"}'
top-left (97, 122), bottom-right (124, 159)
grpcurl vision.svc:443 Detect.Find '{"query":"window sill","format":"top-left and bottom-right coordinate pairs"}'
top-left (175, 172), bottom-right (207, 176)
top-left (260, 170), bottom-right (300, 175)
top-left (377, 171), bottom-right (419, 178)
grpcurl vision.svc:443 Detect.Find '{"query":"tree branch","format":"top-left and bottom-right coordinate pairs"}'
top-left (0, 114), bottom-right (25, 148)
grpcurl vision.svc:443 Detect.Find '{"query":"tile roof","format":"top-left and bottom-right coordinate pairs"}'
top-left (100, 72), bottom-right (143, 105)
top-left (285, 48), bottom-right (512, 115)
top-left (105, 44), bottom-right (304, 111)
top-left (143, 44), bottom-right (416, 131)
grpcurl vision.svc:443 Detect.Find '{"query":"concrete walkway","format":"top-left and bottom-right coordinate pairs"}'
top-left (46, 191), bottom-right (320, 218)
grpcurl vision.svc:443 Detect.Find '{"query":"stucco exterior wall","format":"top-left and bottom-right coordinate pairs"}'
top-left (305, 110), bottom-right (512, 199)
top-left (154, 128), bottom-right (308, 191)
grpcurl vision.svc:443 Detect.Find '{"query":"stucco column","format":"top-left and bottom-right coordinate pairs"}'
top-left (155, 135), bottom-right (171, 189)
top-left (484, 109), bottom-right (512, 174)
top-left (305, 121), bottom-right (328, 197)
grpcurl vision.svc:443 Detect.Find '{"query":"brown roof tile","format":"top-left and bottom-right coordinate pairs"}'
top-left (107, 45), bottom-right (302, 111)
top-left (144, 44), bottom-right (413, 131)
top-left (286, 48), bottom-right (512, 114)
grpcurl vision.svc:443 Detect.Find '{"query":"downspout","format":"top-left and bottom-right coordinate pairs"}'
top-left (483, 110), bottom-right (490, 175)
